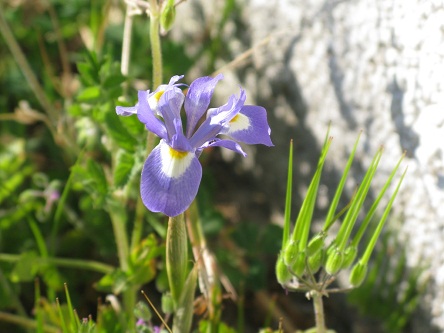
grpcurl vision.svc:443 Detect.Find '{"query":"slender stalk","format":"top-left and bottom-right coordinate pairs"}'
top-left (0, 311), bottom-right (59, 333)
top-left (130, 132), bottom-right (157, 251)
top-left (0, 253), bottom-right (114, 274)
top-left (121, 7), bottom-right (134, 78)
top-left (312, 291), bottom-right (326, 333)
top-left (148, 0), bottom-right (163, 87)
top-left (109, 203), bottom-right (130, 272)
top-left (166, 213), bottom-right (188, 305)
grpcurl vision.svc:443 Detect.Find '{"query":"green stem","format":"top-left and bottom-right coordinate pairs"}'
top-left (149, 0), bottom-right (163, 87)
top-left (109, 202), bottom-right (130, 272)
top-left (0, 253), bottom-right (114, 274)
top-left (166, 213), bottom-right (188, 306)
top-left (0, 311), bottom-right (59, 333)
top-left (312, 291), bottom-right (326, 333)
top-left (107, 199), bottom-right (135, 330)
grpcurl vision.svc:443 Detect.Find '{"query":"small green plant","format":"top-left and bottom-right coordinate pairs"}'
top-left (276, 129), bottom-right (406, 333)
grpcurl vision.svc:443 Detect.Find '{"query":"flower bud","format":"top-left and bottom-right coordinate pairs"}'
top-left (160, 2), bottom-right (176, 32)
top-left (349, 261), bottom-right (367, 287)
top-left (290, 251), bottom-right (306, 278)
top-left (283, 240), bottom-right (299, 265)
top-left (325, 248), bottom-right (343, 275)
top-left (307, 232), bottom-right (325, 256)
top-left (342, 245), bottom-right (357, 268)
top-left (307, 248), bottom-right (324, 274)
top-left (276, 254), bottom-right (292, 285)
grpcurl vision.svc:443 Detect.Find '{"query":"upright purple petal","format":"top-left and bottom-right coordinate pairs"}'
top-left (188, 90), bottom-right (245, 149)
top-left (223, 105), bottom-right (273, 146)
top-left (184, 73), bottom-right (224, 137)
top-left (140, 140), bottom-right (202, 217)
top-left (136, 90), bottom-right (168, 140)
top-left (157, 88), bottom-right (185, 141)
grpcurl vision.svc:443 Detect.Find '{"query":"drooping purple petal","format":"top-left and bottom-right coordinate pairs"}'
top-left (201, 138), bottom-right (247, 156)
top-left (157, 88), bottom-right (185, 141)
top-left (223, 105), bottom-right (273, 146)
top-left (136, 90), bottom-right (168, 140)
top-left (140, 140), bottom-right (202, 217)
top-left (184, 73), bottom-right (224, 137)
top-left (116, 105), bottom-right (138, 116)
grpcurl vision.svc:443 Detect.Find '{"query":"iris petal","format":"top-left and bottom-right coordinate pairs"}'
top-left (116, 105), bottom-right (138, 116)
top-left (140, 140), bottom-right (202, 217)
top-left (202, 138), bottom-right (247, 156)
top-left (184, 73), bottom-right (224, 137)
top-left (136, 90), bottom-right (168, 140)
top-left (224, 105), bottom-right (273, 146)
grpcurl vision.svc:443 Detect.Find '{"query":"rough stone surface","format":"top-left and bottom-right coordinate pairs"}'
top-left (172, 0), bottom-right (444, 331)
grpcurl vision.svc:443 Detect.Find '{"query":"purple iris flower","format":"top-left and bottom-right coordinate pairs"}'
top-left (116, 74), bottom-right (273, 217)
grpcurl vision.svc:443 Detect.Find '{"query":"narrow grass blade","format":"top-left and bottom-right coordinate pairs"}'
top-left (35, 279), bottom-right (44, 333)
top-left (64, 283), bottom-right (78, 331)
top-left (56, 298), bottom-right (69, 333)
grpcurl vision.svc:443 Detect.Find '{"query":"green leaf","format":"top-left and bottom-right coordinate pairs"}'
top-left (103, 74), bottom-right (126, 89)
top-left (113, 150), bottom-right (135, 188)
top-left (10, 251), bottom-right (39, 282)
top-left (96, 269), bottom-right (129, 294)
top-left (87, 159), bottom-right (108, 195)
top-left (77, 86), bottom-right (101, 102)
top-left (104, 110), bottom-right (138, 152)
top-left (77, 62), bottom-right (98, 86)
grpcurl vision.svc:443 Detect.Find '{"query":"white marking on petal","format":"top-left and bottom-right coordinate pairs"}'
top-left (148, 89), bottom-right (165, 112)
top-left (228, 113), bottom-right (250, 133)
top-left (160, 142), bottom-right (194, 178)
